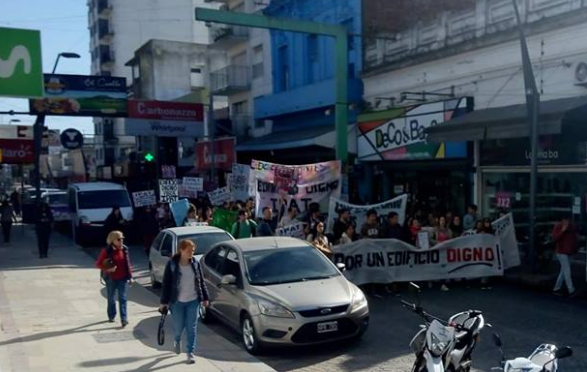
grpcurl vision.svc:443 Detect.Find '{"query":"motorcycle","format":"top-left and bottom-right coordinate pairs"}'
top-left (402, 283), bottom-right (487, 372)
top-left (492, 333), bottom-right (573, 372)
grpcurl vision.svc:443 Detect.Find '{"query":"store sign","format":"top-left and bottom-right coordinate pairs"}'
top-left (0, 27), bottom-right (44, 98)
top-left (0, 139), bottom-right (34, 164)
top-left (60, 128), bottom-right (83, 150)
top-left (29, 74), bottom-right (127, 117)
top-left (358, 98), bottom-right (470, 161)
top-left (195, 138), bottom-right (236, 171)
top-left (126, 100), bottom-right (205, 137)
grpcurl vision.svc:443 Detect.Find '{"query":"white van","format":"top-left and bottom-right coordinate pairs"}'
top-left (68, 182), bottom-right (133, 246)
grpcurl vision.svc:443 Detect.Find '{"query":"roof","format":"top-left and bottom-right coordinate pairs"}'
top-left (425, 96), bottom-right (587, 143)
top-left (70, 182), bottom-right (127, 192)
top-left (164, 226), bottom-right (229, 236)
top-left (224, 237), bottom-right (310, 252)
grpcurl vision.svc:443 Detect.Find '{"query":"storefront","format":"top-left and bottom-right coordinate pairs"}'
top-left (357, 97), bottom-right (474, 214)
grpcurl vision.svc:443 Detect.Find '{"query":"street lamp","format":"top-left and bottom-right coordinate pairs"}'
top-left (51, 52), bottom-right (81, 74)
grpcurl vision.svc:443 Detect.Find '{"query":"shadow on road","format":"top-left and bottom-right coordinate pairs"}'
top-left (0, 321), bottom-right (119, 347)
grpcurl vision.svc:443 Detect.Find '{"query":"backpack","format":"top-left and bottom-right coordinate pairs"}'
top-left (235, 220), bottom-right (256, 238)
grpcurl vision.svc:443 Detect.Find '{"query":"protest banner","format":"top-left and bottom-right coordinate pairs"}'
top-left (251, 160), bottom-right (341, 216)
top-left (332, 234), bottom-right (504, 285)
top-left (492, 213), bottom-right (520, 269)
top-left (170, 199), bottom-right (190, 227)
top-left (132, 190), bottom-right (157, 208)
top-left (210, 208), bottom-right (238, 233)
top-left (231, 163), bottom-right (255, 201)
top-left (326, 195), bottom-right (408, 234)
top-left (275, 222), bottom-right (306, 239)
top-left (208, 186), bottom-right (231, 206)
top-left (159, 179), bottom-right (179, 203)
top-left (183, 177), bottom-right (203, 193)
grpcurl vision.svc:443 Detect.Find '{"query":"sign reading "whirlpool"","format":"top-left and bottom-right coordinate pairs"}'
top-left (125, 100), bottom-right (205, 137)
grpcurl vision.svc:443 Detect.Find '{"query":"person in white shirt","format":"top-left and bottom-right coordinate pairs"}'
top-left (279, 206), bottom-right (299, 227)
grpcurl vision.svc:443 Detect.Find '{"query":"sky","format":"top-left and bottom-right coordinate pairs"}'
top-left (0, 0), bottom-right (93, 134)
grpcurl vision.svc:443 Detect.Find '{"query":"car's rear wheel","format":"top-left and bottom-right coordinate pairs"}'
top-left (241, 313), bottom-right (263, 355)
top-left (150, 265), bottom-right (161, 289)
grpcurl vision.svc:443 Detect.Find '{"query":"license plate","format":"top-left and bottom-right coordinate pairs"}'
top-left (317, 321), bottom-right (338, 334)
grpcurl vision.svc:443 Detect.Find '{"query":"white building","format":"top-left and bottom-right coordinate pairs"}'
top-left (361, 0), bottom-right (587, 238)
top-left (87, 0), bottom-right (217, 170)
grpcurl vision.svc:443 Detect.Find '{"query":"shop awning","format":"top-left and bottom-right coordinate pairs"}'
top-left (425, 96), bottom-right (587, 143)
top-left (237, 125), bottom-right (357, 153)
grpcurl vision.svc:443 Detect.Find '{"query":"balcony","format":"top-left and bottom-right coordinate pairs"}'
top-left (99, 45), bottom-right (114, 65)
top-left (210, 24), bottom-right (249, 48)
top-left (98, 19), bottom-right (113, 40)
top-left (97, 0), bottom-right (111, 14)
top-left (210, 65), bottom-right (251, 95)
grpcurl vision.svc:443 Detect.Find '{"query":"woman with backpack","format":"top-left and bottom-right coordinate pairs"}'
top-left (159, 239), bottom-right (210, 364)
top-left (96, 230), bottom-right (133, 327)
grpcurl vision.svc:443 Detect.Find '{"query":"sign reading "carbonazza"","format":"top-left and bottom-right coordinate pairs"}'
top-left (126, 100), bottom-right (205, 137)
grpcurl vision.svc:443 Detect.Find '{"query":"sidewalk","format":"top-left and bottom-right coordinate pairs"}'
top-left (0, 225), bottom-right (276, 372)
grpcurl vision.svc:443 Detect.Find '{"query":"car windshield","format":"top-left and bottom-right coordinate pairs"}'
top-left (47, 194), bottom-right (67, 204)
top-left (244, 246), bottom-right (340, 286)
top-left (78, 190), bottom-right (131, 209)
top-left (180, 232), bottom-right (232, 256)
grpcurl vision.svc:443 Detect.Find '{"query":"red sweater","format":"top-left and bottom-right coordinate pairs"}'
top-left (552, 223), bottom-right (578, 255)
top-left (96, 247), bottom-right (132, 281)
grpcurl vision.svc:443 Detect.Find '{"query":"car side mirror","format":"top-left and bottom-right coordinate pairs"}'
top-left (336, 263), bottom-right (346, 271)
top-left (221, 274), bottom-right (237, 285)
top-left (555, 346), bottom-right (573, 360)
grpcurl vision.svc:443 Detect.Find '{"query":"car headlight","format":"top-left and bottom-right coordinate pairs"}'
top-left (430, 333), bottom-right (448, 357)
top-left (351, 287), bottom-right (368, 311)
top-left (257, 300), bottom-right (295, 318)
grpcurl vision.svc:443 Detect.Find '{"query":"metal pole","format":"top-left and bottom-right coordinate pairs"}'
top-left (33, 115), bottom-right (45, 210)
top-left (51, 55), bottom-right (61, 75)
top-left (208, 89), bottom-right (216, 188)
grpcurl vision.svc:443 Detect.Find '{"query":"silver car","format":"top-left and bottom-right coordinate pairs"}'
top-left (200, 237), bottom-right (369, 354)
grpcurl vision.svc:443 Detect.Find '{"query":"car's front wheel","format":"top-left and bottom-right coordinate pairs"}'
top-left (241, 313), bottom-right (263, 355)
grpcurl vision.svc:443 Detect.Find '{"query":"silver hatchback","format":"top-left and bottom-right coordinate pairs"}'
top-left (200, 237), bottom-right (369, 354)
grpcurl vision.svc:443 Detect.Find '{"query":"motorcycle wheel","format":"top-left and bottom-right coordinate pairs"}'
top-left (411, 354), bottom-right (426, 372)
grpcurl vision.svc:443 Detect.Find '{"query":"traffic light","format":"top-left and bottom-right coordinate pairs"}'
top-left (144, 152), bottom-right (154, 162)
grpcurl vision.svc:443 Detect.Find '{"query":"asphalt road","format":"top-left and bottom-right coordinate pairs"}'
top-left (86, 241), bottom-right (587, 372)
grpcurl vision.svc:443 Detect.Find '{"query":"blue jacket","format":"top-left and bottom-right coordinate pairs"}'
top-left (160, 256), bottom-right (210, 305)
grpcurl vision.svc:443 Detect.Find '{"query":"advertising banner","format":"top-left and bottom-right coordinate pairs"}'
top-left (211, 208), bottom-right (238, 233)
top-left (0, 124), bottom-right (33, 139)
top-left (0, 139), bottom-right (34, 164)
top-left (0, 27), bottom-right (44, 98)
top-left (358, 98), bottom-right (471, 161)
top-left (132, 190), bottom-right (157, 208)
top-left (231, 163), bottom-right (255, 201)
top-left (126, 100), bottom-right (205, 137)
top-left (195, 138), bottom-right (236, 171)
top-left (208, 186), bottom-right (231, 206)
top-left (326, 195), bottom-right (408, 234)
top-left (275, 222), bottom-right (306, 239)
top-left (159, 179), bottom-right (179, 203)
top-left (251, 160), bottom-right (342, 217)
top-left (332, 234), bottom-right (504, 285)
top-left (29, 74), bottom-right (127, 117)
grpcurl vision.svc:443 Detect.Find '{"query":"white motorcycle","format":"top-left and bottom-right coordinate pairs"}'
top-left (402, 283), bottom-right (487, 372)
top-left (492, 333), bottom-right (573, 372)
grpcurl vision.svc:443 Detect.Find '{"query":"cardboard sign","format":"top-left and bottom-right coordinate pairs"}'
top-left (161, 165), bottom-right (176, 179)
top-left (132, 190), bottom-right (157, 208)
top-left (183, 177), bottom-right (203, 193)
top-left (159, 179), bottom-right (179, 203)
top-left (275, 222), bottom-right (306, 239)
top-left (208, 186), bottom-right (231, 206)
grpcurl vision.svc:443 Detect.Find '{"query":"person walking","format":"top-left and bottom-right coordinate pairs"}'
top-left (552, 216), bottom-right (578, 297)
top-left (360, 209), bottom-right (381, 239)
top-left (96, 231), bottom-right (133, 327)
top-left (257, 207), bottom-right (276, 237)
top-left (0, 200), bottom-right (17, 243)
top-left (159, 239), bottom-right (210, 364)
top-left (36, 202), bottom-right (54, 258)
top-left (333, 208), bottom-right (351, 244)
top-left (463, 204), bottom-right (478, 231)
top-left (382, 212), bottom-right (405, 241)
top-left (449, 215), bottom-right (464, 237)
top-left (338, 224), bottom-right (356, 245)
top-left (231, 210), bottom-right (257, 239)
top-left (10, 189), bottom-right (21, 217)
top-left (279, 206), bottom-right (299, 227)
top-left (307, 221), bottom-right (332, 259)
top-left (104, 206), bottom-right (126, 238)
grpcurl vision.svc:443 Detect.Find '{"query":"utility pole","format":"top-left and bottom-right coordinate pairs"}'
top-left (208, 87), bottom-right (216, 187)
top-left (512, 0), bottom-right (540, 271)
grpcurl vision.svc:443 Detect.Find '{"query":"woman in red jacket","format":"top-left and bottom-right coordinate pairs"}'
top-left (96, 230), bottom-right (133, 326)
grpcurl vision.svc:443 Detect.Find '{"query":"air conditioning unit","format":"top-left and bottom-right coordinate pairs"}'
top-left (574, 62), bottom-right (587, 87)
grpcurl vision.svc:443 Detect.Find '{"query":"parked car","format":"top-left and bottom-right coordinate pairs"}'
top-left (42, 191), bottom-right (69, 222)
top-left (149, 226), bottom-right (234, 289)
top-left (200, 237), bottom-right (369, 354)
top-left (68, 182), bottom-right (133, 246)
top-left (21, 187), bottom-right (60, 223)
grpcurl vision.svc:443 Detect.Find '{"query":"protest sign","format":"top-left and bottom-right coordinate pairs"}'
top-left (179, 183), bottom-right (196, 199)
top-left (170, 199), bottom-right (190, 227)
top-left (161, 165), bottom-right (176, 179)
top-left (326, 195), bottom-right (408, 234)
top-left (492, 213), bottom-right (520, 269)
top-left (183, 177), bottom-right (203, 193)
top-left (208, 186), bottom-right (231, 206)
top-left (132, 190), bottom-right (157, 208)
top-left (159, 179), bottom-right (179, 203)
top-left (251, 160), bottom-right (341, 217)
top-left (332, 234), bottom-right (504, 285)
top-left (210, 208), bottom-right (238, 233)
top-left (231, 163), bottom-right (255, 201)
top-left (275, 222), bottom-right (306, 239)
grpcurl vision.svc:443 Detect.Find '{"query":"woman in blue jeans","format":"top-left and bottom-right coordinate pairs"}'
top-left (160, 239), bottom-right (210, 364)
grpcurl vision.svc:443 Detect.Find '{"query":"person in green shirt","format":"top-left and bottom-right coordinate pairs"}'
top-left (231, 210), bottom-right (257, 239)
